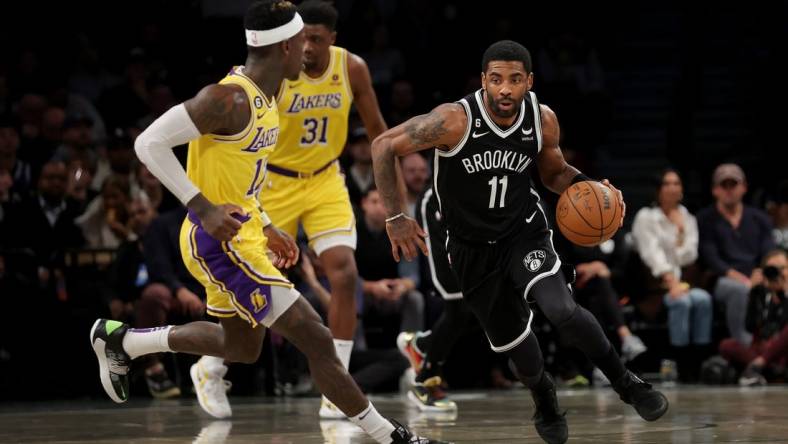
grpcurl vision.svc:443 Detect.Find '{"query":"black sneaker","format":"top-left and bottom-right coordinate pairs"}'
top-left (146, 366), bottom-right (181, 399)
top-left (612, 370), bottom-right (669, 421)
top-left (389, 418), bottom-right (451, 443)
top-left (90, 319), bottom-right (131, 403)
top-left (530, 373), bottom-right (568, 444)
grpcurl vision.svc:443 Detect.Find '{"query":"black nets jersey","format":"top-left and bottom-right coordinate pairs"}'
top-left (434, 89), bottom-right (544, 243)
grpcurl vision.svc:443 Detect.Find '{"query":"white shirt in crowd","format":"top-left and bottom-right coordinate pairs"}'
top-left (631, 204), bottom-right (699, 280)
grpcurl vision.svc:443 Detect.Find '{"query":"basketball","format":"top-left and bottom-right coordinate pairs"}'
top-left (556, 181), bottom-right (621, 247)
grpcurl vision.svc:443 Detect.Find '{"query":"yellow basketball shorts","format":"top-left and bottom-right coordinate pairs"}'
top-left (179, 211), bottom-right (299, 328)
top-left (260, 162), bottom-right (356, 255)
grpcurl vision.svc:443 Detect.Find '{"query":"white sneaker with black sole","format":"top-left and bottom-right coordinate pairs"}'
top-left (90, 319), bottom-right (132, 403)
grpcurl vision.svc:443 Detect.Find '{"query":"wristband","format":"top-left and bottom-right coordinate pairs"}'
top-left (385, 213), bottom-right (406, 223)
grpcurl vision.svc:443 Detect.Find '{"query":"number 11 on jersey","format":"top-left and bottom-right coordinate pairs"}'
top-left (488, 175), bottom-right (508, 208)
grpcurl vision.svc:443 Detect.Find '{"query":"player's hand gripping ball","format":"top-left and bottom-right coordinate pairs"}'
top-left (556, 181), bottom-right (621, 247)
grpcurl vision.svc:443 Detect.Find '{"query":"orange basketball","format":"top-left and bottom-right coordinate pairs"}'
top-left (556, 181), bottom-right (621, 247)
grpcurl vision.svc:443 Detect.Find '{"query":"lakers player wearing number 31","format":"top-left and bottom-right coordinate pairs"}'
top-left (259, 0), bottom-right (389, 419)
top-left (371, 40), bottom-right (668, 444)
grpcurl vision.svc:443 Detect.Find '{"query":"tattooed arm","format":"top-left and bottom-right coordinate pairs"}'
top-left (371, 103), bottom-right (466, 261)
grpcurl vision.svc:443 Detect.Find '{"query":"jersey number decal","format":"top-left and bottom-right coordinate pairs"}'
top-left (246, 158), bottom-right (266, 196)
top-left (487, 175), bottom-right (508, 208)
top-left (300, 117), bottom-right (329, 146)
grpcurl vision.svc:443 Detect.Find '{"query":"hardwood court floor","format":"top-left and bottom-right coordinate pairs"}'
top-left (1, 385), bottom-right (787, 443)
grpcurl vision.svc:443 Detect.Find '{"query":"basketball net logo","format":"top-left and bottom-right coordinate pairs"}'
top-left (523, 249), bottom-right (546, 272)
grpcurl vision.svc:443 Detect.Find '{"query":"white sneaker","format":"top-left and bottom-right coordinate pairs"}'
top-left (319, 396), bottom-right (347, 420)
top-left (191, 359), bottom-right (232, 419)
top-left (192, 421), bottom-right (232, 444)
top-left (621, 335), bottom-right (647, 362)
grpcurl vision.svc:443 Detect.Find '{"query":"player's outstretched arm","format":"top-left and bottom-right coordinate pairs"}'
top-left (135, 84), bottom-right (250, 242)
top-left (536, 104), bottom-right (625, 224)
top-left (371, 103), bottom-right (465, 262)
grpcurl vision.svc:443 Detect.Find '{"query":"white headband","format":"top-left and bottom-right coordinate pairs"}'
top-left (245, 12), bottom-right (304, 47)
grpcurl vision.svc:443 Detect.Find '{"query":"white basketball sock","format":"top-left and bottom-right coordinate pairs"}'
top-left (322, 339), bottom-right (355, 409)
top-left (333, 339), bottom-right (353, 370)
top-left (122, 326), bottom-right (173, 359)
top-left (349, 402), bottom-right (395, 444)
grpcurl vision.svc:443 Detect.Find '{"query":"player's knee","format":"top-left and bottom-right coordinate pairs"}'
top-left (322, 249), bottom-right (357, 284)
top-left (225, 344), bottom-right (261, 364)
top-left (546, 300), bottom-right (579, 327)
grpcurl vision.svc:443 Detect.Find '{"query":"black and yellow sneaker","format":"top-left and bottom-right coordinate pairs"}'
top-left (408, 376), bottom-right (457, 412)
top-left (389, 418), bottom-right (451, 443)
top-left (90, 319), bottom-right (131, 403)
top-left (612, 370), bottom-right (669, 421)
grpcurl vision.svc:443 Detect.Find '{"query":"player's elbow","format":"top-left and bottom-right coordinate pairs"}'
top-left (134, 130), bottom-right (152, 165)
top-left (370, 134), bottom-right (393, 161)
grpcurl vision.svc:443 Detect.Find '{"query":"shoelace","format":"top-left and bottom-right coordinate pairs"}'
top-left (108, 351), bottom-right (129, 375)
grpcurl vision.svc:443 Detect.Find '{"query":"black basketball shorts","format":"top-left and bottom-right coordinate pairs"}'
top-left (446, 207), bottom-right (562, 352)
top-left (419, 188), bottom-right (462, 300)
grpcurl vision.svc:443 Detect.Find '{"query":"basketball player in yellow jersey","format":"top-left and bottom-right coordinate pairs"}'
top-left (89, 2), bottom-right (439, 442)
top-left (260, 0), bottom-right (389, 419)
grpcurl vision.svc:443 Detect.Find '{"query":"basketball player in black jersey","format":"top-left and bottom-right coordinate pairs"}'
top-left (372, 40), bottom-right (668, 444)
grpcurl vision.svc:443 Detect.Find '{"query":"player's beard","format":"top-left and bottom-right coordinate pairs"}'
top-left (487, 93), bottom-right (519, 118)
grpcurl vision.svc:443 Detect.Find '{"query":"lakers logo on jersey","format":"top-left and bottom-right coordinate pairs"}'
top-left (285, 93), bottom-right (343, 113)
top-left (242, 126), bottom-right (279, 152)
top-left (250, 288), bottom-right (268, 313)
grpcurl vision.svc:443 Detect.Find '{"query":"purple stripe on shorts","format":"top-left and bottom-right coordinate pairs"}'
top-left (190, 217), bottom-right (272, 322)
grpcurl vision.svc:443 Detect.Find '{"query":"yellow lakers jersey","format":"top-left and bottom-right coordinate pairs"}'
top-left (271, 46), bottom-right (353, 172)
top-left (186, 67), bottom-right (280, 214)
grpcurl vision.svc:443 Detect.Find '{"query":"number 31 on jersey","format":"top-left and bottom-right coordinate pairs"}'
top-left (300, 117), bottom-right (329, 146)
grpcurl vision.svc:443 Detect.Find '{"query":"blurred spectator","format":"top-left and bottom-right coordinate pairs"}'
top-left (356, 188), bottom-right (424, 339)
top-left (135, 161), bottom-right (179, 213)
top-left (719, 250), bottom-right (788, 385)
top-left (387, 79), bottom-right (417, 126)
top-left (55, 113), bottom-right (95, 159)
top-left (0, 119), bottom-right (31, 199)
top-left (47, 78), bottom-right (108, 146)
top-left (400, 153), bottom-right (429, 218)
top-left (698, 163), bottom-right (775, 346)
top-left (344, 126), bottom-right (374, 206)
top-left (75, 174), bottom-right (133, 248)
top-left (106, 127), bottom-right (136, 179)
top-left (298, 247), bottom-right (408, 393)
top-left (1, 159), bottom-right (84, 292)
top-left (16, 94), bottom-right (47, 146)
top-left (64, 154), bottom-right (98, 211)
top-left (769, 180), bottom-right (788, 252)
top-left (632, 168), bottom-right (713, 381)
